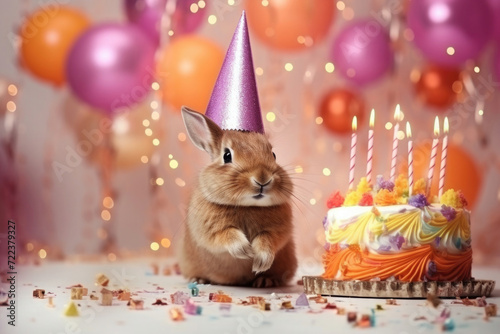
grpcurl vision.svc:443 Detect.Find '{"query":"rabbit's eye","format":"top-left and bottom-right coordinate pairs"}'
top-left (223, 148), bottom-right (232, 163)
top-left (272, 152), bottom-right (276, 160)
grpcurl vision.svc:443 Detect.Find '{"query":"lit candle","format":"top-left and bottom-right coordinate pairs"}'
top-left (426, 116), bottom-right (440, 196)
top-left (349, 116), bottom-right (357, 190)
top-left (366, 109), bottom-right (375, 184)
top-left (390, 104), bottom-right (402, 182)
top-left (406, 122), bottom-right (413, 196)
top-left (438, 117), bottom-right (449, 198)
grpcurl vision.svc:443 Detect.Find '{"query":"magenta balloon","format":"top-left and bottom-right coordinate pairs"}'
top-left (171, 0), bottom-right (207, 35)
top-left (408, 0), bottom-right (493, 66)
top-left (124, 0), bottom-right (166, 45)
top-left (124, 0), bottom-right (206, 45)
top-left (487, 0), bottom-right (500, 40)
top-left (331, 19), bottom-right (394, 86)
top-left (66, 23), bottom-right (156, 115)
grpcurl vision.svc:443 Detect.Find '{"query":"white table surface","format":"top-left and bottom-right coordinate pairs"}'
top-left (1, 259), bottom-right (499, 334)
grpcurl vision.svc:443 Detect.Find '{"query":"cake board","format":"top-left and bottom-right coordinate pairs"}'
top-left (302, 276), bottom-right (496, 298)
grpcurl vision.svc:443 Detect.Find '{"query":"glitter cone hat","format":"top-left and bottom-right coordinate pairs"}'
top-left (205, 11), bottom-right (264, 134)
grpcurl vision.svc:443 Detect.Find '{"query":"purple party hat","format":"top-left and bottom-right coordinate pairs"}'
top-left (205, 11), bottom-right (264, 134)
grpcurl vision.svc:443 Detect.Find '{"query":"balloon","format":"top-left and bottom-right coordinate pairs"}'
top-left (494, 48), bottom-right (500, 81)
top-left (124, 0), bottom-right (207, 45)
top-left (64, 95), bottom-right (162, 169)
top-left (156, 35), bottom-right (224, 112)
top-left (19, 6), bottom-right (90, 86)
top-left (319, 88), bottom-right (365, 135)
top-left (404, 143), bottom-right (482, 208)
top-left (125, 0), bottom-right (166, 45)
top-left (415, 64), bottom-right (462, 110)
top-left (66, 23), bottom-right (156, 115)
top-left (244, 0), bottom-right (335, 51)
top-left (330, 19), bottom-right (394, 86)
top-left (171, 0), bottom-right (207, 35)
top-left (487, 0), bottom-right (500, 39)
top-left (407, 0), bottom-right (493, 66)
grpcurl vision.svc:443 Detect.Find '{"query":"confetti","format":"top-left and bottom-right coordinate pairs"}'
top-left (184, 298), bottom-right (202, 315)
top-left (171, 291), bottom-right (189, 305)
top-left (152, 299), bottom-right (168, 306)
top-left (63, 302), bottom-right (79, 317)
top-left (129, 299), bottom-right (144, 310)
top-left (100, 288), bottom-right (113, 306)
top-left (169, 308), bottom-right (184, 321)
top-left (295, 293), bottom-right (309, 307)
top-left (33, 289), bottom-right (45, 299)
top-left (281, 301), bottom-right (294, 309)
top-left (211, 293), bottom-right (232, 303)
top-left (347, 311), bottom-right (357, 323)
top-left (95, 274), bottom-right (109, 287)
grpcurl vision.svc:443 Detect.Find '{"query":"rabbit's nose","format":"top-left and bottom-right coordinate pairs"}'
top-left (253, 179), bottom-right (272, 188)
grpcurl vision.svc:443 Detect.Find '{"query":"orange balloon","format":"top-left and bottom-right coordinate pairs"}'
top-left (245, 0), bottom-right (335, 51)
top-left (319, 88), bottom-right (365, 135)
top-left (415, 64), bottom-right (462, 110)
top-left (401, 143), bottom-right (482, 208)
top-left (19, 6), bottom-right (91, 86)
top-left (156, 35), bottom-right (224, 112)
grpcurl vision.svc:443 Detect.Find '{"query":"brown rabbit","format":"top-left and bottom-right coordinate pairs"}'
top-left (178, 106), bottom-right (297, 288)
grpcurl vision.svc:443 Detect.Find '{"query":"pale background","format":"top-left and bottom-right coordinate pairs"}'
top-left (1, 0), bottom-right (500, 269)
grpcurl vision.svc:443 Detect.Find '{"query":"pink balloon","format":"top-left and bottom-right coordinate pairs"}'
top-left (124, 0), bottom-right (206, 45)
top-left (330, 19), bottom-right (394, 86)
top-left (66, 23), bottom-right (156, 115)
top-left (408, 0), bottom-right (493, 66)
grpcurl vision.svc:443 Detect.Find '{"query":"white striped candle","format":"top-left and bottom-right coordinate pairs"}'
top-left (406, 122), bottom-right (413, 196)
top-left (438, 117), bottom-right (449, 198)
top-left (390, 105), bottom-right (402, 182)
top-left (426, 116), bottom-right (440, 196)
top-left (366, 109), bottom-right (375, 184)
top-left (349, 116), bottom-right (357, 190)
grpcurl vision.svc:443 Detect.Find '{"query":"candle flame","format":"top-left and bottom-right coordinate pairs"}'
top-left (406, 122), bottom-right (412, 138)
top-left (443, 117), bottom-right (449, 134)
top-left (369, 109), bottom-right (375, 128)
top-left (394, 104), bottom-right (401, 122)
top-left (352, 116), bottom-right (357, 131)
top-left (433, 116), bottom-right (440, 137)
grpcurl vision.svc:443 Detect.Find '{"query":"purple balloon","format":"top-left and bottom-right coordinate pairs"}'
top-left (124, 0), bottom-right (206, 45)
top-left (487, 0), bottom-right (500, 40)
top-left (66, 23), bottom-right (156, 115)
top-left (408, 0), bottom-right (493, 66)
top-left (331, 19), bottom-right (394, 86)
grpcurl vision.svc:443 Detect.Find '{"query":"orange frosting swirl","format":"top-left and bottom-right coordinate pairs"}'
top-left (374, 189), bottom-right (398, 206)
top-left (323, 244), bottom-right (472, 282)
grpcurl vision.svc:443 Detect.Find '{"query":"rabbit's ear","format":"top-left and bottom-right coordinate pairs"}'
top-left (181, 106), bottom-right (223, 157)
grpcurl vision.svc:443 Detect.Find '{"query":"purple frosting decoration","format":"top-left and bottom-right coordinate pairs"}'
top-left (378, 245), bottom-right (391, 252)
top-left (426, 260), bottom-right (437, 280)
top-left (408, 194), bottom-right (429, 209)
top-left (322, 216), bottom-right (328, 230)
top-left (376, 176), bottom-right (394, 192)
top-left (440, 205), bottom-right (457, 221)
top-left (205, 11), bottom-right (264, 134)
top-left (389, 233), bottom-right (405, 250)
top-left (435, 236), bottom-right (441, 247)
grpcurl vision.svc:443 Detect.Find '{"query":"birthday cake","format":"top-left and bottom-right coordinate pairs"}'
top-left (321, 175), bottom-right (472, 282)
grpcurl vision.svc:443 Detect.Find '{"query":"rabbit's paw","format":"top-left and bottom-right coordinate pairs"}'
top-left (252, 275), bottom-right (281, 288)
top-left (226, 230), bottom-right (254, 259)
top-left (252, 250), bottom-right (274, 274)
